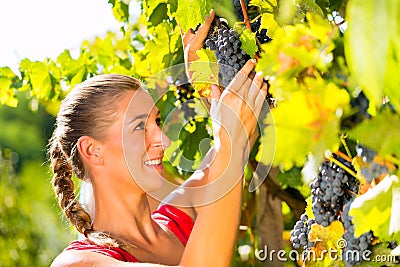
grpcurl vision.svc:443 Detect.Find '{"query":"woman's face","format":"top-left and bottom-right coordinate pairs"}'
top-left (101, 88), bottom-right (170, 193)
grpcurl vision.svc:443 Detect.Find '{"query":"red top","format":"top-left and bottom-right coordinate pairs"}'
top-left (64, 204), bottom-right (194, 262)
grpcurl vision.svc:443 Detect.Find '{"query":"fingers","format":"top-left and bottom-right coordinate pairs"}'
top-left (181, 28), bottom-right (195, 47)
top-left (180, 10), bottom-right (215, 48)
top-left (211, 84), bottom-right (221, 101)
top-left (227, 59), bottom-right (257, 92)
top-left (247, 71), bottom-right (264, 104)
top-left (255, 82), bottom-right (268, 110)
top-left (195, 10), bottom-right (215, 42)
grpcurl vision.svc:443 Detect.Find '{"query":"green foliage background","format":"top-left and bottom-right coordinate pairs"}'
top-left (0, 0), bottom-right (399, 266)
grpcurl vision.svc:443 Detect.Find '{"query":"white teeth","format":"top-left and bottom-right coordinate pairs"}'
top-left (145, 158), bottom-right (161, 166)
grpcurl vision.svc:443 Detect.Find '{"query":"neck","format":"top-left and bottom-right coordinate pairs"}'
top-left (91, 182), bottom-right (160, 246)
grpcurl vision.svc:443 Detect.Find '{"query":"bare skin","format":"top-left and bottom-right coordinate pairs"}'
top-left (51, 10), bottom-right (268, 267)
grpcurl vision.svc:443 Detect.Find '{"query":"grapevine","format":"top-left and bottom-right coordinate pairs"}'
top-left (290, 140), bottom-right (398, 266)
top-left (204, 23), bottom-right (250, 87)
top-left (310, 155), bottom-right (358, 227)
top-left (341, 199), bottom-right (373, 266)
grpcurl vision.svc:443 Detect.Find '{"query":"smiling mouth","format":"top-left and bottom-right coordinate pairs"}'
top-left (144, 158), bottom-right (162, 166)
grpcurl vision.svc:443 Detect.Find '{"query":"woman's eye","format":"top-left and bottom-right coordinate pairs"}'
top-left (134, 122), bottom-right (145, 131)
top-left (156, 117), bottom-right (163, 127)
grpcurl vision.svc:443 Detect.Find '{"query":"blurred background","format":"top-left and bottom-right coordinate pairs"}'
top-left (0, 1), bottom-right (123, 265)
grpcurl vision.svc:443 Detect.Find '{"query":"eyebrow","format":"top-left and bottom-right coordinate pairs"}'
top-left (128, 111), bottom-right (160, 125)
top-left (128, 114), bottom-right (148, 125)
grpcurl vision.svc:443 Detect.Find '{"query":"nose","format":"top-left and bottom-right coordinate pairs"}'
top-left (148, 124), bottom-right (170, 150)
top-left (161, 130), bottom-right (171, 150)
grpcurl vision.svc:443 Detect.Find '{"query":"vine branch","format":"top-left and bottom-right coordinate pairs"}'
top-left (239, 0), bottom-right (261, 58)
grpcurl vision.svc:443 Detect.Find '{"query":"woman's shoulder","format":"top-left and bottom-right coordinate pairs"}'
top-left (50, 248), bottom-right (121, 267)
top-left (151, 204), bottom-right (195, 246)
top-left (51, 239), bottom-right (138, 266)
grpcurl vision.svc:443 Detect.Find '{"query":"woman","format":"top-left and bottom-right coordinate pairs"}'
top-left (50, 11), bottom-right (267, 267)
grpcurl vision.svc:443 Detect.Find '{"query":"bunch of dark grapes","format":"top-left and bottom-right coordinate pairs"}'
top-left (355, 144), bottom-right (389, 183)
top-left (205, 26), bottom-right (250, 87)
top-left (233, 0), bottom-right (250, 21)
top-left (234, 0), bottom-right (272, 45)
top-left (310, 157), bottom-right (359, 227)
top-left (342, 91), bottom-right (371, 129)
top-left (257, 28), bottom-right (272, 44)
top-left (176, 83), bottom-right (196, 122)
top-left (341, 200), bottom-right (373, 266)
top-left (290, 214), bottom-right (315, 250)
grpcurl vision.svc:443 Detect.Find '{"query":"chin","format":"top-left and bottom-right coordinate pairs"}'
top-left (138, 170), bottom-right (165, 193)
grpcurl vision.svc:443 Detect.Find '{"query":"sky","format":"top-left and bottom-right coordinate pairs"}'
top-left (0, 0), bottom-right (125, 72)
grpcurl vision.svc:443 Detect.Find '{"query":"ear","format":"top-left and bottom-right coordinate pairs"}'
top-left (77, 136), bottom-right (104, 165)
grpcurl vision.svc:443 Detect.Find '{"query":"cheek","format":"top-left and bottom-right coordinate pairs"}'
top-left (123, 133), bottom-right (147, 164)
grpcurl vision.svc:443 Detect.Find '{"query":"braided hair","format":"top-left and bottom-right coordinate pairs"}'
top-left (48, 74), bottom-right (141, 252)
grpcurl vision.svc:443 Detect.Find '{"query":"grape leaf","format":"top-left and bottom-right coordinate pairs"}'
top-left (189, 48), bottom-right (219, 97)
top-left (170, 0), bottom-right (212, 33)
top-left (239, 29), bottom-right (258, 59)
top-left (349, 110), bottom-right (400, 160)
top-left (304, 196), bottom-right (314, 219)
top-left (344, 0), bottom-right (399, 111)
top-left (256, 13), bottom-right (336, 80)
top-left (383, 20), bottom-right (400, 112)
top-left (148, 3), bottom-right (168, 27)
top-left (305, 221), bottom-right (344, 266)
top-left (349, 175), bottom-right (400, 242)
top-left (260, 12), bottom-right (282, 40)
top-left (134, 21), bottom-right (181, 78)
top-left (257, 77), bottom-right (349, 170)
top-left (276, 167), bottom-right (303, 188)
top-left (19, 60), bottom-right (52, 100)
top-left (0, 67), bottom-right (18, 107)
top-left (357, 242), bottom-right (399, 266)
top-left (143, 0), bottom-right (168, 18)
top-left (108, 0), bottom-right (130, 23)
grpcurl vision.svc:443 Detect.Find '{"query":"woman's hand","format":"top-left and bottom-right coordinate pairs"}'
top-left (180, 10), bottom-right (215, 80)
top-left (210, 60), bottom-right (267, 154)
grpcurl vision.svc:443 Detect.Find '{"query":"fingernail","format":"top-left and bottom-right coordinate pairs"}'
top-left (256, 71), bottom-right (263, 76)
top-left (251, 59), bottom-right (257, 64)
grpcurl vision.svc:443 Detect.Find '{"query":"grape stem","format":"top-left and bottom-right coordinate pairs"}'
top-left (334, 150), bottom-right (352, 163)
top-left (240, 0), bottom-right (252, 32)
top-left (239, 0), bottom-right (261, 59)
top-left (327, 156), bottom-right (360, 181)
top-left (385, 155), bottom-right (400, 167)
top-left (340, 134), bottom-right (353, 158)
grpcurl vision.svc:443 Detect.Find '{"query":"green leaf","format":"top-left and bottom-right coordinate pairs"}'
top-left (144, 0), bottom-right (168, 18)
top-left (177, 118), bottom-right (212, 172)
top-left (170, 0), bottom-right (212, 32)
top-left (257, 77), bottom-right (349, 170)
top-left (358, 242), bottom-right (399, 266)
top-left (349, 175), bottom-right (400, 242)
top-left (0, 67), bottom-right (18, 107)
top-left (307, 221), bottom-right (345, 266)
top-left (148, 3), bottom-right (168, 27)
top-left (349, 110), bottom-right (400, 160)
top-left (109, 0), bottom-right (130, 23)
top-left (189, 48), bottom-right (219, 96)
top-left (239, 29), bottom-right (258, 59)
top-left (345, 0), bottom-right (400, 111)
top-left (20, 60), bottom-right (52, 100)
top-left (276, 167), bottom-right (303, 188)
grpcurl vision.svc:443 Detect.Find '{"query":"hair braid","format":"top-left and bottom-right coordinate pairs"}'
top-left (50, 139), bottom-right (92, 235)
